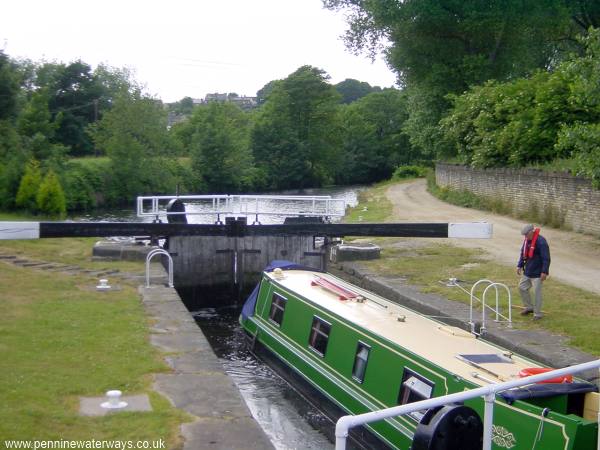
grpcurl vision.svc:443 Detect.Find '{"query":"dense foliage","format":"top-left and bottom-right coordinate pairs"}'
top-left (0, 52), bottom-right (417, 215)
top-left (441, 30), bottom-right (600, 186)
top-left (324, 1), bottom-right (600, 187)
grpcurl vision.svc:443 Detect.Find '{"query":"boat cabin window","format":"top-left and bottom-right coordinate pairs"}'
top-left (308, 316), bottom-right (331, 356)
top-left (269, 293), bottom-right (287, 326)
top-left (398, 368), bottom-right (435, 422)
top-left (352, 342), bottom-right (371, 383)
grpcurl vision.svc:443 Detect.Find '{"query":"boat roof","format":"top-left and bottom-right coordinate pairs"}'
top-left (266, 269), bottom-right (545, 387)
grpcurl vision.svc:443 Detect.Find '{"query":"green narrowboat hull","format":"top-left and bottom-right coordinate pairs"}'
top-left (240, 269), bottom-right (598, 450)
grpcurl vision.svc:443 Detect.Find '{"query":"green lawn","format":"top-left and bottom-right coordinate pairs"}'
top-left (349, 181), bottom-right (600, 357)
top-left (0, 239), bottom-right (188, 445)
top-left (344, 180), bottom-right (395, 223)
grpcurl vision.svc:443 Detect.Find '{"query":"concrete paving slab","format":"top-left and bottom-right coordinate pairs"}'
top-left (138, 271), bottom-right (274, 450)
top-left (164, 350), bottom-right (223, 374)
top-left (150, 318), bottom-right (201, 335)
top-left (150, 333), bottom-right (213, 353)
top-left (181, 417), bottom-right (274, 450)
top-left (79, 394), bottom-right (152, 416)
top-left (155, 373), bottom-right (251, 418)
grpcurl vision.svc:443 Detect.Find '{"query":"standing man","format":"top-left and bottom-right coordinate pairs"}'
top-left (517, 224), bottom-right (551, 320)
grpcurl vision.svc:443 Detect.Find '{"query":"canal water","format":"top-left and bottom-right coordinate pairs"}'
top-left (192, 305), bottom-right (338, 450)
top-left (82, 187), bottom-right (363, 450)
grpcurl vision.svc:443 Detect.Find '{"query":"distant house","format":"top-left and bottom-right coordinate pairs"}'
top-left (205, 93), bottom-right (229, 102)
top-left (201, 93), bottom-right (258, 110)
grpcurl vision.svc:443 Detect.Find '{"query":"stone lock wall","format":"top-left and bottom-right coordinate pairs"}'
top-left (435, 163), bottom-right (600, 236)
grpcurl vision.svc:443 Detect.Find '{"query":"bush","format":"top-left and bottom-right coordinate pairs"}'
top-left (15, 159), bottom-right (42, 212)
top-left (392, 165), bottom-right (427, 180)
top-left (36, 170), bottom-right (66, 217)
top-left (62, 160), bottom-right (107, 211)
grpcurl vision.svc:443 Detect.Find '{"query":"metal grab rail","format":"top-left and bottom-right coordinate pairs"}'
top-left (469, 279), bottom-right (494, 333)
top-left (468, 279), bottom-right (512, 335)
top-left (334, 359), bottom-right (600, 450)
top-left (136, 194), bottom-right (347, 221)
top-left (482, 282), bottom-right (512, 329)
top-left (145, 248), bottom-right (174, 288)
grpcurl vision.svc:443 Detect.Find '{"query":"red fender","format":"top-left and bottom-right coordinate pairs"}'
top-left (518, 367), bottom-right (573, 384)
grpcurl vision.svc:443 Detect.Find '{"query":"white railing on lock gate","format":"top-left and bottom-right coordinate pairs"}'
top-left (334, 359), bottom-right (600, 450)
top-left (136, 194), bottom-right (347, 222)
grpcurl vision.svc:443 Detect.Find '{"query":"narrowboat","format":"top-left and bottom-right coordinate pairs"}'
top-left (240, 261), bottom-right (599, 450)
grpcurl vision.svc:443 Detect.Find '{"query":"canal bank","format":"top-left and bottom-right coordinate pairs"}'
top-left (329, 260), bottom-right (599, 383)
top-left (142, 264), bottom-right (274, 450)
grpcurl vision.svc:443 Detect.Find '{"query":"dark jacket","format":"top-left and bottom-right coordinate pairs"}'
top-left (517, 234), bottom-right (551, 278)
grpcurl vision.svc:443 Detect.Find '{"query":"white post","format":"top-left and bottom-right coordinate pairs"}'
top-left (482, 393), bottom-right (495, 450)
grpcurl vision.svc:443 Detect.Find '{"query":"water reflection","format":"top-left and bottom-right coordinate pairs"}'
top-left (192, 306), bottom-right (335, 450)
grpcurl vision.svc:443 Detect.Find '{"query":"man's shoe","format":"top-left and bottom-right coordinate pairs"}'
top-left (533, 315), bottom-right (543, 321)
top-left (520, 309), bottom-right (533, 316)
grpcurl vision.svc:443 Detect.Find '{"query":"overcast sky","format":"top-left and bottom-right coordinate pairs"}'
top-left (1, 0), bottom-right (397, 102)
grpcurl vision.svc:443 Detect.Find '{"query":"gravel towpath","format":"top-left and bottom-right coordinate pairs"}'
top-left (386, 179), bottom-right (600, 294)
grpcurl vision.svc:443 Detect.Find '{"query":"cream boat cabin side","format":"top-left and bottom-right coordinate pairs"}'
top-left (240, 262), bottom-right (599, 450)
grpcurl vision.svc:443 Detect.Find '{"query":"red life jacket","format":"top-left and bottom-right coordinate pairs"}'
top-left (522, 228), bottom-right (541, 260)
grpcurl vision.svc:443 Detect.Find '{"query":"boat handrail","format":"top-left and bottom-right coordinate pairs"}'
top-left (334, 359), bottom-right (600, 450)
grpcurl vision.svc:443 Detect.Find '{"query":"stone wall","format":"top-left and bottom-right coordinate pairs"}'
top-left (435, 163), bottom-right (600, 236)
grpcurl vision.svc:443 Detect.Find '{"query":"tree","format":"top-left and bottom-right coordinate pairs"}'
top-left (15, 159), bottom-right (42, 212)
top-left (0, 122), bottom-right (27, 210)
top-left (189, 102), bottom-right (255, 192)
top-left (0, 51), bottom-right (20, 121)
top-left (554, 29), bottom-right (600, 186)
top-left (335, 78), bottom-right (381, 104)
top-left (46, 60), bottom-right (104, 156)
top-left (168, 96), bottom-right (195, 116)
top-left (36, 169), bottom-right (66, 217)
top-left (323, 0), bottom-right (574, 158)
top-left (252, 66), bottom-right (341, 189)
top-left (568, 0), bottom-right (600, 31)
top-left (256, 80), bottom-right (279, 105)
top-left (91, 92), bottom-right (174, 203)
top-left (338, 89), bottom-right (412, 184)
top-left (439, 29), bottom-right (600, 173)
top-left (17, 88), bottom-right (67, 162)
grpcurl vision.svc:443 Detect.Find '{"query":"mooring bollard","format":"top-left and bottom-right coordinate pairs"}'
top-left (100, 390), bottom-right (128, 409)
top-left (96, 279), bottom-right (111, 290)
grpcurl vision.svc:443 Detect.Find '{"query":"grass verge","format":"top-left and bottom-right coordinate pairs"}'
top-left (361, 243), bottom-right (600, 355)
top-left (0, 241), bottom-right (189, 444)
top-left (343, 180), bottom-right (395, 223)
